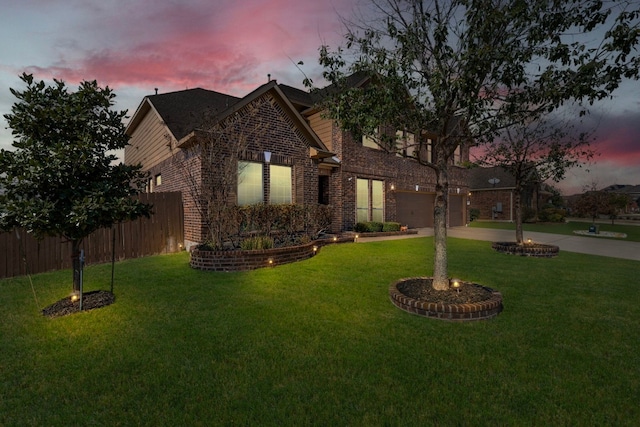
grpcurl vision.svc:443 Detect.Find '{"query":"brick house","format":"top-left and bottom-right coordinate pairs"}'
top-left (468, 166), bottom-right (549, 221)
top-left (125, 75), bottom-right (470, 248)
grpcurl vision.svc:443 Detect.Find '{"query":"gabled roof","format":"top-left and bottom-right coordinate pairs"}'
top-left (175, 81), bottom-right (329, 153)
top-left (126, 88), bottom-right (240, 141)
top-left (279, 71), bottom-right (373, 114)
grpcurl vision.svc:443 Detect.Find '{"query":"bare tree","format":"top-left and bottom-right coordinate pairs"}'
top-left (474, 113), bottom-right (596, 243)
top-left (171, 100), bottom-right (271, 250)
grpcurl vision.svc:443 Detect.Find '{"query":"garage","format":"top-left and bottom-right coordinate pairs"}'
top-left (395, 192), bottom-right (435, 228)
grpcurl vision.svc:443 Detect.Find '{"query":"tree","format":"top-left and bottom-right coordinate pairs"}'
top-left (312, 0), bottom-right (639, 289)
top-left (474, 114), bottom-right (595, 243)
top-left (0, 73), bottom-right (151, 297)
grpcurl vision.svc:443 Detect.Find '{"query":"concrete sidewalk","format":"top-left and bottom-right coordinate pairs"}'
top-left (358, 227), bottom-right (640, 261)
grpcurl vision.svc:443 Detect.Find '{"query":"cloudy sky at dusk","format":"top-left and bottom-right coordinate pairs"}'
top-left (1, 0), bottom-right (638, 195)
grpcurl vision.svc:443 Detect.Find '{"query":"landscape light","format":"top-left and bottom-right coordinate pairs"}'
top-left (333, 236), bottom-right (337, 242)
top-left (451, 279), bottom-right (461, 293)
top-left (526, 238), bottom-right (532, 244)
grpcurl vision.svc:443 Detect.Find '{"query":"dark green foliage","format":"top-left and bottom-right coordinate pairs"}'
top-left (382, 222), bottom-right (401, 232)
top-left (0, 73), bottom-right (151, 293)
top-left (0, 73), bottom-right (150, 240)
top-left (537, 206), bottom-right (567, 223)
top-left (354, 222), bottom-right (369, 233)
top-left (355, 221), bottom-right (401, 232)
top-left (470, 208), bottom-right (481, 221)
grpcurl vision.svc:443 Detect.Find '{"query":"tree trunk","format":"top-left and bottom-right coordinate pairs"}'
top-left (514, 189), bottom-right (523, 244)
top-left (432, 167), bottom-right (449, 290)
top-left (71, 239), bottom-right (82, 295)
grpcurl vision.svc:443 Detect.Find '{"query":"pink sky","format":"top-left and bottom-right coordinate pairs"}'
top-left (1, 0), bottom-right (638, 195)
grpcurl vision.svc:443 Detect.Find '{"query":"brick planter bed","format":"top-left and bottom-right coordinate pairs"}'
top-left (389, 277), bottom-right (503, 322)
top-left (492, 241), bottom-right (559, 257)
top-left (190, 237), bottom-right (354, 272)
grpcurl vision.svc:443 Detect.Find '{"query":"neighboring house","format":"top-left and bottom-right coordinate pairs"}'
top-left (125, 74), bottom-right (470, 248)
top-left (602, 184), bottom-right (640, 213)
top-left (469, 166), bottom-right (549, 221)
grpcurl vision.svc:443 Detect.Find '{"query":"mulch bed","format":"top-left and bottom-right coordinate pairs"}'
top-left (397, 278), bottom-right (494, 304)
top-left (42, 290), bottom-right (115, 318)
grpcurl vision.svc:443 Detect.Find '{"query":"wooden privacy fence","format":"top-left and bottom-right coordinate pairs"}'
top-left (0, 192), bottom-right (184, 279)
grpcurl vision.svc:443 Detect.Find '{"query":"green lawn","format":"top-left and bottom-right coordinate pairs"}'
top-left (469, 219), bottom-right (640, 242)
top-left (1, 238), bottom-right (639, 425)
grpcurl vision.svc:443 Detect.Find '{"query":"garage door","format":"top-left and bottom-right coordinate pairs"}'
top-left (395, 192), bottom-right (435, 228)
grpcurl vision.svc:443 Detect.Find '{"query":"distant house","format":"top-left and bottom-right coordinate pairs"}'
top-left (469, 166), bottom-right (550, 221)
top-left (602, 184), bottom-right (640, 213)
top-left (125, 74), bottom-right (471, 248)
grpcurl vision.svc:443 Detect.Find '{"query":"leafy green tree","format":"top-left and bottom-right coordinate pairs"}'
top-left (311, 0), bottom-right (639, 289)
top-left (0, 73), bottom-right (151, 297)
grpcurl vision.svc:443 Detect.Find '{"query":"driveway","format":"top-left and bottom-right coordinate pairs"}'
top-left (358, 226), bottom-right (640, 261)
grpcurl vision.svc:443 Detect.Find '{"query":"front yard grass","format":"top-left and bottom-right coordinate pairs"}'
top-left (1, 237), bottom-right (638, 425)
top-left (469, 219), bottom-right (640, 242)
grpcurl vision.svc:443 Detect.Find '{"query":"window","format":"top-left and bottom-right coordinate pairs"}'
top-left (357, 178), bottom-right (384, 222)
top-left (396, 130), bottom-right (416, 158)
top-left (238, 161), bottom-right (263, 205)
top-left (237, 161), bottom-right (293, 205)
top-left (357, 179), bottom-right (369, 222)
top-left (155, 174), bottom-right (162, 186)
top-left (147, 177), bottom-right (153, 193)
top-left (362, 127), bottom-right (380, 149)
top-left (269, 165), bottom-right (292, 204)
top-left (371, 180), bottom-right (384, 222)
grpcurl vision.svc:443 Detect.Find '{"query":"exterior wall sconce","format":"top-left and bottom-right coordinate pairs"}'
top-left (456, 187), bottom-right (460, 194)
top-left (390, 184), bottom-right (395, 191)
top-left (415, 184), bottom-right (419, 191)
top-left (264, 151), bottom-right (271, 163)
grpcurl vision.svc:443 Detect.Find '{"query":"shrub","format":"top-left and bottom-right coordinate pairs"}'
top-left (469, 208), bottom-right (480, 221)
top-left (537, 207), bottom-right (567, 223)
top-left (354, 222), bottom-right (369, 233)
top-left (240, 235), bottom-right (274, 250)
top-left (368, 222), bottom-right (384, 232)
top-left (382, 222), bottom-right (401, 232)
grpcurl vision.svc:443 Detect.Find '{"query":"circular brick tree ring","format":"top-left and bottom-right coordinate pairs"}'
top-left (389, 277), bottom-right (503, 322)
top-left (492, 241), bottom-right (559, 257)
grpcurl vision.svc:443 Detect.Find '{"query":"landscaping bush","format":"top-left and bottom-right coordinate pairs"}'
top-left (537, 206), bottom-right (567, 223)
top-left (354, 222), bottom-right (369, 233)
top-left (469, 208), bottom-right (480, 221)
top-left (355, 221), bottom-right (402, 232)
top-left (240, 235), bottom-right (274, 250)
top-left (382, 222), bottom-right (401, 232)
top-left (368, 222), bottom-right (384, 232)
